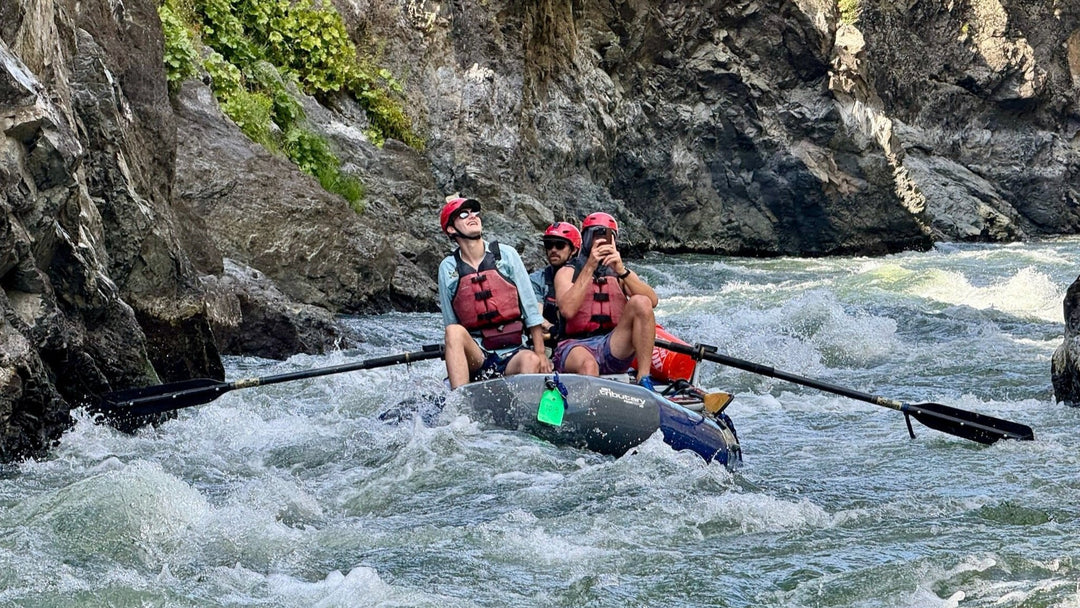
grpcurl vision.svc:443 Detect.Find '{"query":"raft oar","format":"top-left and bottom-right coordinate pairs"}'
top-left (655, 339), bottom-right (1033, 445)
top-left (89, 344), bottom-right (446, 424)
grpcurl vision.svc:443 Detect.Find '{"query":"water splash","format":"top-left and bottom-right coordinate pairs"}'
top-left (905, 266), bottom-right (1064, 322)
top-left (2, 240), bottom-right (1079, 607)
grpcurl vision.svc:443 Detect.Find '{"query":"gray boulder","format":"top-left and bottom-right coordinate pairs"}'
top-left (203, 259), bottom-right (361, 359)
top-left (1052, 275), bottom-right (1080, 405)
top-left (172, 79), bottom-right (439, 314)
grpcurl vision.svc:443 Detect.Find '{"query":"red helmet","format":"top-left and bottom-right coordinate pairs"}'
top-left (439, 197), bottom-right (480, 232)
top-left (582, 212), bottom-right (618, 233)
top-left (543, 222), bottom-right (582, 250)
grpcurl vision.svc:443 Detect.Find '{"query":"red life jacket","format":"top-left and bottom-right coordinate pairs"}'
top-left (563, 260), bottom-right (627, 338)
top-left (450, 242), bottom-right (525, 349)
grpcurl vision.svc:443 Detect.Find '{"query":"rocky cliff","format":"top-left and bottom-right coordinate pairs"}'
top-left (1, 0), bottom-right (1078, 458)
top-left (348, 0), bottom-right (1078, 260)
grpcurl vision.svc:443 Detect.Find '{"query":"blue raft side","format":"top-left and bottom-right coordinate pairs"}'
top-left (658, 400), bottom-right (742, 467)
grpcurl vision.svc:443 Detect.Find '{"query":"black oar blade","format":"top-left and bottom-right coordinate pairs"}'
top-left (98, 378), bottom-right (223, 404)
top-left (906, 402), bottom-right (1035, 445)
top-left (86, 345), bottom-right (447, 432)
top-left (90, 378), bottom-right (230, 421)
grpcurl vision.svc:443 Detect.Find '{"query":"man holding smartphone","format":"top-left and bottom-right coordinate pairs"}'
top-left (552, 212), bottom-right (659, 388)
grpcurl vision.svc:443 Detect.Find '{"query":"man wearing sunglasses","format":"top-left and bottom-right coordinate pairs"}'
top-left (553, 212), bottom-right (659, 389)
top-left (437, 196), bottom-right (552, 389)
top-left (529, 222), bottom-right (582, 348)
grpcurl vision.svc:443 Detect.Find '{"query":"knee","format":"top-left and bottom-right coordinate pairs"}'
top-left (627, 295), bottom-right (655, 318)
top-left (445, 324), bottom-right (469, 346)
top-left (576, 355), bottom-right (600, 375)
top-left (518, 350), bottom-right (541, 371)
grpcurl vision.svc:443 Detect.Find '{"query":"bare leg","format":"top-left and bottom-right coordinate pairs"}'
top-left (505, 349), bottom-right (541, 376)
top-left (607, 295), bottom-right (656, 381)
top-left (445, 324), bottom-right (486, 389)
top-left (561, 345), bottom-right (600, 376)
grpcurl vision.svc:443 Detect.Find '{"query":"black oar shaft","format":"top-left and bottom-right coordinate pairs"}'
top-left (685, 347), bottom-right (892, 409)
top-left (237, 348), bottom-right (446, 390)
top-left (96, 345), bottom-right (445, 419)
top-left (655, 338), bottom-right (885, 405)
top-left (655, 339), bottom-right (1033, 444)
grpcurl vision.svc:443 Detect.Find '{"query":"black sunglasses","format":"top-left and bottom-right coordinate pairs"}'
top-left (456, 209), bottom-right (480, 220)
top-left (543, 240), bottom-right (569, 251)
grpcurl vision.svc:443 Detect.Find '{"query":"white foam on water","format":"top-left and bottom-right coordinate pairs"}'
top-left (774, 291), bottom-right (900, 366)
top-left (933, 240), bottom-right (1078, 267)
top-left (225, 474), bottom-right (325, 528)
top-left (267, 565), bottom-right (478, 608)
top-left (906, 266), bottom-right (1065, 322)
top-left (179, 502), bottom-right (309, 572)
top-left (15, 460), bottom-right (209, 568)
top-left (470, 508), bottom-right (614, 565)
top-left (923, 554), bottom-right (1080, 607)
top-left (693, 492), bottom-right (837, 534)
top-left (889, 588), bottom-right (967, 608)
top-left (654, 294), bottom-right (723, 315)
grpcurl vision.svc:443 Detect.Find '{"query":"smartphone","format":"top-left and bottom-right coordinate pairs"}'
top-left (593, 228), bottom-right (614, 246)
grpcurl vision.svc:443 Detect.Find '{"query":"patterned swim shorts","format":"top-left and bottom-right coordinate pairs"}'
top-left (552, 333), bottom-right (634, 375)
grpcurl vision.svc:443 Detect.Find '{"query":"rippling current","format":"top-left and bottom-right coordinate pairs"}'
top-left (3, 239), bottom-right (1080, 607)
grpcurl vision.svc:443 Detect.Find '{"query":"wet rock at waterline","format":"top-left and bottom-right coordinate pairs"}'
top-left (1052, 276), bottom-right (1080, 406)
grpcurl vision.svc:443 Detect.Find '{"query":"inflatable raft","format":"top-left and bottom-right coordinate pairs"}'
top-left (454, 374), bottom-right (741, 468)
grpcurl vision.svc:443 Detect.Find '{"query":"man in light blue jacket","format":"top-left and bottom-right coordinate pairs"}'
top-left (437, 196), bottom-right (552, 389)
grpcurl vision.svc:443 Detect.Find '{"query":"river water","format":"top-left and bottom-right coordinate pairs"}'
top-left (2, 238), bottom-right (1080, 607)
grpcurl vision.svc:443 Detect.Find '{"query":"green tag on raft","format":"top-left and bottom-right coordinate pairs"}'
top-left (537, 389), bottom-right (565, 426)
top-left (537, 374), bottom-right (568, 426)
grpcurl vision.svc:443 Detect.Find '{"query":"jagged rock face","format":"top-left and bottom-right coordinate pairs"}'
top-left (591, 0), bottom-right (935, 255)
top-left (0, 35), bottom-right (152, 459)
top-left (1053, 275), bottom-right (1080, 405)
top-left (855, 0), bottom-right (1080, 239)
top-left (172, 0), bottom-right (1079, 308)
top-left (171, 80), bottom-right (438, 315)
top-left (345, 0), bottom-right (1078, 259)
top-left (0, 0), bottom-right (223, 459)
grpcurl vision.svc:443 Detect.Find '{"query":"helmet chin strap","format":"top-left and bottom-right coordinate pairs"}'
top-left (455, 232), bottom-right (483, 241)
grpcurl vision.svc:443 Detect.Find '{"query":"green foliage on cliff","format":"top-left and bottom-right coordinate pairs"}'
top-left (285, 128), bottom-right (365, 212)
top-left (157, 0), bottom-right (417, 207)
top-left (838, 0), bottom-right (861, 24)
top-left (159, 4), bottom-right (200, 90)
top-left (188, 0), bottom-right (420, 148)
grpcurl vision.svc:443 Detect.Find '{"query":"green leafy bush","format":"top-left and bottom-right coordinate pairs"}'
top-left (284, 127), bottom-right (365, 207)
top-left (175, 0), bottom-right (419, 148)
top-left (224, 89), bottom-right (275, 148)
top-left (158, 0), bottom-right (422, 210)
top-left (838, 0), bottom-right (861, 24)
top-left (159, 3), bottom-right (199, 89)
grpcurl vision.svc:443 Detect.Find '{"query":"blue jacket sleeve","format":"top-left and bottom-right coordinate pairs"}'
top-left (529, 269), bottom-right (546, 302)
top-left (437, 255), bottom-right (459, 327)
